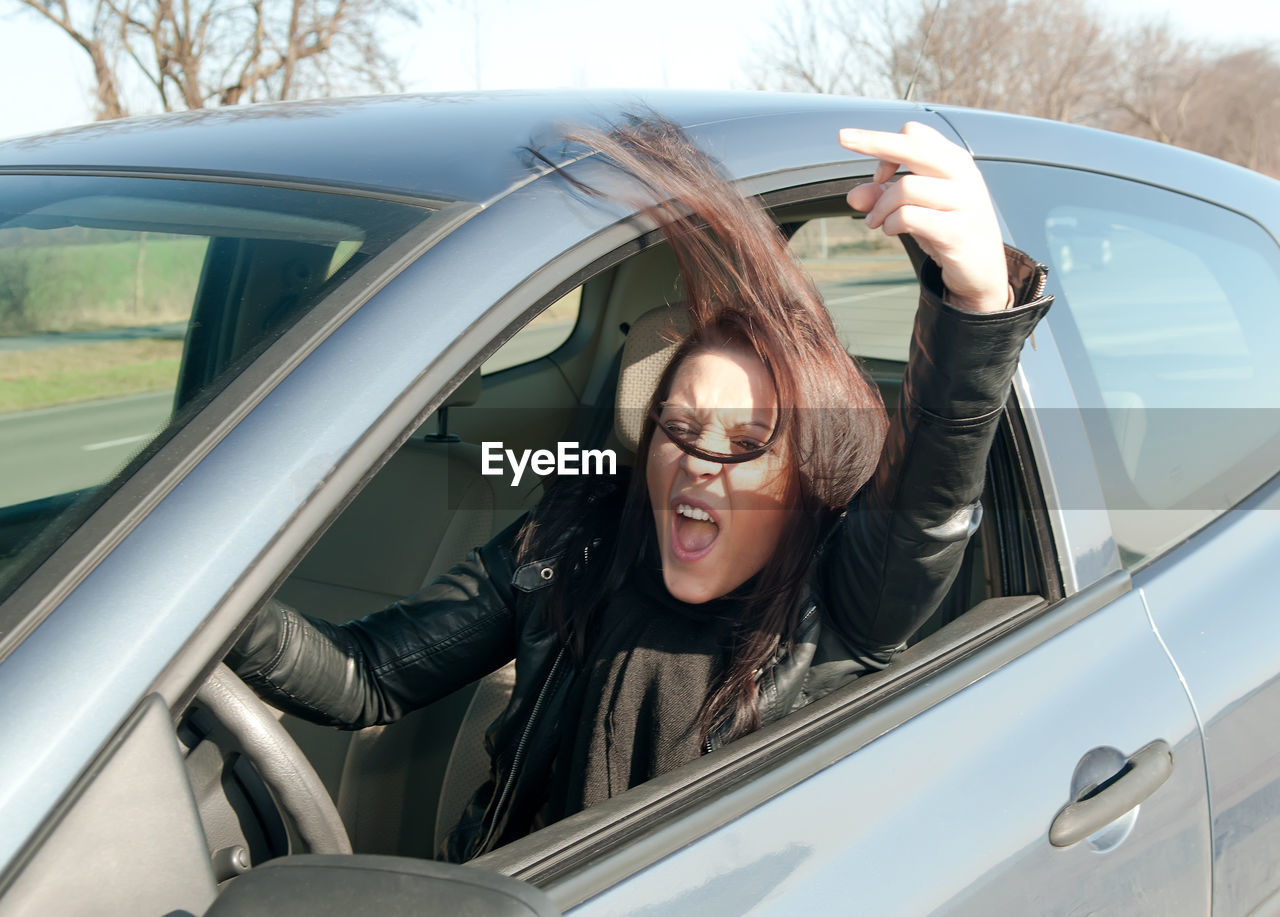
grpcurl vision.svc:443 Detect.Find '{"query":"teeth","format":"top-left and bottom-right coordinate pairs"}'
top-left (676, 503), bottom-right (715, 523)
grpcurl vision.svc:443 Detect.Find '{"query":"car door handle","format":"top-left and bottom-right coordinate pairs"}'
top-left (1049, 739), bottom-right (1173, 848)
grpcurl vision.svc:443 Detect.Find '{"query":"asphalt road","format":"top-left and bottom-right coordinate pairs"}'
top-left (0, 391), bottom-right (171, 506)
top-left (821, 276), bottom-right (918, 361)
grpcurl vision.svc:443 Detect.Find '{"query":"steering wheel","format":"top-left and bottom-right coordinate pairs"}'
top-left (196, 663), bottom-right (352, 855)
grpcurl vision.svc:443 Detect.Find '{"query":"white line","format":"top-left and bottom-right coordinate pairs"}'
top-left (82, 433), bottom-right (151, 452)
top-left (823, 283), bottom-right (916, 307)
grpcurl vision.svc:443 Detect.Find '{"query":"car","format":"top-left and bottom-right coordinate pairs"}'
top-left (1, 89), bottom-right (1278, 916)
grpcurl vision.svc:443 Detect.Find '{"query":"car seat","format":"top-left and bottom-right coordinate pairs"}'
top-left (270, 369), bottom-right (537, 847)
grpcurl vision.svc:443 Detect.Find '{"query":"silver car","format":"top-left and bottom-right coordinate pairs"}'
top-left (1, 91), bottom-right (1278, 916)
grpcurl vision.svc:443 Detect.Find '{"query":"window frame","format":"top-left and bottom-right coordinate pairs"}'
top-left (349, 176), bottom-right (1062, 893)
top-left (0, 169), bottom-right (468, 664)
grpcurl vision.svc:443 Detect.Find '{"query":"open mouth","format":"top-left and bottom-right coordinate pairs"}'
top-left (672, 501), bottom-right (720, 559)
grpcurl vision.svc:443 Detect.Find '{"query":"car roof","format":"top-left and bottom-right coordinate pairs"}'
top-left (3, 89), bottom-right (1277, 231)
top-left (0, 90), bottom-right (928, 204)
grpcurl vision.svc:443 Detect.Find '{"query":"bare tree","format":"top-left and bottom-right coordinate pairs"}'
top-left (871, 0), bottom-right (1118, 122)
top-left (13, 0), bottom-right (416, 119)
top-left (747, 0), bottom-right (859, 94)
top-left (1109, 31), bottom-right (1280, 176)
top-left (746, 0), bottom-right (910, 97)
top-left (1105, 23), bottom-right (1205, 145)
top-left (14, 0), bottom-right (128, 118)
top-left (749, 0), bottom-right (1280, 177)
top-left (1206, 48), bottom-right (1280, 176)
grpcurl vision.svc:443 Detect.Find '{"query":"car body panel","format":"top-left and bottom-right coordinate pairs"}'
top-left (0, 92), bottom-right (938, 205)
top-left (1134, 484), bottom-right (1280, 916)
top-left (563, 585), bottom-right (1208, 916)
top-left (975, 151), bottom-right (1280, 916)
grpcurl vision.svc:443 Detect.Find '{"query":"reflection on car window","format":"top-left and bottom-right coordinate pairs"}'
top-left (985, 163), bottom-right (1280, 567)
top-left (0, 175), bottom-right (432, 602)
top-left (788, 216), bottom-right (915, 361)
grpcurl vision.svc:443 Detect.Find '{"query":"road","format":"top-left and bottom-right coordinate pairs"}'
top-left (819, 274), bottom-right (918, 360)
top-left (0, 391), bottom-right (171, 506)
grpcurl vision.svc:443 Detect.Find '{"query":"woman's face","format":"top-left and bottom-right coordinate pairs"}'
top-left (646, 346), bottom-right (795, 604)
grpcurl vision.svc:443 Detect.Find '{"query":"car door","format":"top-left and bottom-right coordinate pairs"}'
top-left (552, 589), bottom-right (1207, 916)
top-left (982, 157), bottom-right (1280, 917)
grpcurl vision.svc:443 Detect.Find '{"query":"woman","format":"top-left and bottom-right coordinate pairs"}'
top-left (229, 117), bottom-right (1051, 862)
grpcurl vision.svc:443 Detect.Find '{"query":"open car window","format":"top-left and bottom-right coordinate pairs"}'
top-left (787, 214), bottom-right (918, 362)
top-left (246, 193), bottom-right (1051, 872)
top-left (0, 175), bottom-right (434, 606)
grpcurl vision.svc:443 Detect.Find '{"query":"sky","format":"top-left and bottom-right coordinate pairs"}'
top-left (0, 0), bottom-right (1276, 141)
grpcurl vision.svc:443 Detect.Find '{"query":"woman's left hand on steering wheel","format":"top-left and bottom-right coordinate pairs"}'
top-left (839, 121), bottom-right (1011, 314)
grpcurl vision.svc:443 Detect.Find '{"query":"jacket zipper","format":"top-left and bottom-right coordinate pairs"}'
top-left (478, 643), bottom-right (569, 854)
top-left (1032, 260), bottom-right (1049, 300)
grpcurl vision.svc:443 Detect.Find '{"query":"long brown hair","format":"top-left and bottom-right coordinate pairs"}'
top-left (522, 115), bottom-right (889, 741)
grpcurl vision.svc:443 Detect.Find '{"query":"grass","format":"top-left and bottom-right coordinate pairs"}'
top-left (0, 234), bottom-right (206, 335)
top-left (0, 339), bottom-right (182, 414)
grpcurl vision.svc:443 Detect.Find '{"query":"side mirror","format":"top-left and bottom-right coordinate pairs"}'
top-left (204, 854), bottom-right (560, 917)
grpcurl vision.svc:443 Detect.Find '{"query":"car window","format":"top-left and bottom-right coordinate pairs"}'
top-left (983, 162), bottom-right (1280, 567)
top-left (481, 286), bottom-right (581, 374)
top-left (788, 215), bottom-right (917, 361)
top-left (0, 175), bottom-right (433, 602)
top-left (789, 210), bottom-right (1043, 621)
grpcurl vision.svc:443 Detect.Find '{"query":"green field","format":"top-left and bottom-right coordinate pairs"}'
top-left (0, 232), bottom-right (206, 335)
top-left (0, 339), bottom-right (183, 414)
top-left (0, 229), bottom-right (202, 412)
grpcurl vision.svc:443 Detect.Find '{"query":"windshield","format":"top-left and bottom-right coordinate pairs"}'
top-left (0, 174), bottom-right (434, 606)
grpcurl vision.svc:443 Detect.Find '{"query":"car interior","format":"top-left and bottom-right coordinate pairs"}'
top-left (177, 197), bottom-right (1054, 872)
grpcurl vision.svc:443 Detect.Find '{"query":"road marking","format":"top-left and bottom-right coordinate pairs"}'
top-left (823, 283), bottom-right (916, 307)
top-left (82, 433), bottom-right (151, 452)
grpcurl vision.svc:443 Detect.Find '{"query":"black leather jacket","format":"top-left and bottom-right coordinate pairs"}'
top-left (229, 247), bottom-right (1051, 862)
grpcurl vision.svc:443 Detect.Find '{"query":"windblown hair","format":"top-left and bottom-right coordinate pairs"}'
top-left (520, 116), bottom-right (889, 742)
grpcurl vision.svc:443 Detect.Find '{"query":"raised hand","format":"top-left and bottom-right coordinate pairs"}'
top-left (839, 121), bottom-right (1011, 313)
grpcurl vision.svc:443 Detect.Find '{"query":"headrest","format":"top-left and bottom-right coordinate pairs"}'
top-left (614, 304), bottom-right (691, 454)
top-left (442, 368), bottom-right (482, 409)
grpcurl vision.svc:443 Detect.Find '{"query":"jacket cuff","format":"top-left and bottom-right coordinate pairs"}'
top-left (909, 245), bottom-right (1051, 421)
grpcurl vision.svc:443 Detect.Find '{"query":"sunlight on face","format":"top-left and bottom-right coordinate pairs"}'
top-left (646, 346), bottom-right (795, 603)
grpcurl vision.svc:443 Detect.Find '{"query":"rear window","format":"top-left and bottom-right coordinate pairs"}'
top-left (983, 162), bottom-right (1280, 567)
